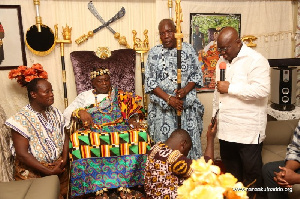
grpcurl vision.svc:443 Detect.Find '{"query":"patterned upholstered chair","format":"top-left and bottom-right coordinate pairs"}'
top-left (68, 49), bottom-right (150, 198)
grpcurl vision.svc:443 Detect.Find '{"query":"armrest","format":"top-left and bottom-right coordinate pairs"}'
top-left (69, 116), bottom-right (82, 135)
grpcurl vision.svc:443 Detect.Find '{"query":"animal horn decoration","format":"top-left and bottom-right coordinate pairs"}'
top-left (174, 0), bottom-right (183, 129)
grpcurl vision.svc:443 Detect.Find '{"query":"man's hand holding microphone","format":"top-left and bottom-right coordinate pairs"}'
top-left (217, 62), bottom-right (230, 94)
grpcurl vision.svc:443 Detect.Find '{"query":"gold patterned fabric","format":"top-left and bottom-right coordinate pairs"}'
top-left (144, 142), bottom-right (193, 199)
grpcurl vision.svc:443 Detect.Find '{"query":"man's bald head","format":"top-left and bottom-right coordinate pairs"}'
top-left (165, 129), bottom-right (192, 156)
top-left (217, 27), bottom-right (239, 43)
top-left (217, 27), bottom-right (242, 62)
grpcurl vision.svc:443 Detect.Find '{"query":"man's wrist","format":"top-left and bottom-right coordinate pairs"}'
top-left (166, 95), bottom-right (172, 105)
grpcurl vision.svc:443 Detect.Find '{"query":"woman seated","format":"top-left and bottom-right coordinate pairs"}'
top-left (5, 73), bottom-right (69, 199)
top-left (63, 68), bottom-right (150, 198)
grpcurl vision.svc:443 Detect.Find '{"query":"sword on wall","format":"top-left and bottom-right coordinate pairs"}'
top-left (87, 1), bottom-right (130, 48)
top-left (76, 6), bottom-right (126, 45)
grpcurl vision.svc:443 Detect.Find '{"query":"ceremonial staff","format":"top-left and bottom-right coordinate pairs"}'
top-left (132, 30), bottom-right (150, 115)
top-left (175, 0), bottom-right (183, 129)
top-left (55, 25), bottom-right (72, 108)
top-left (168, 0), bottom-right (173, 19)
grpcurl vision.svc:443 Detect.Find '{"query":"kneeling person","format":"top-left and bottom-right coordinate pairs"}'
top-left (144, 121), bottom-right (217, 199)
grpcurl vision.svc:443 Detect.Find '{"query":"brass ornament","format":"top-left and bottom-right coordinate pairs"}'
top-left (168, 0), bottom-right (173, 19)
top-left (177, 69), bottom-right (182, 83)
top-left (114, 32), bottom-right (131, 49)
top-left (132, 30), bottom-right (149, 53)
top-left (132, 29), bottom-right (150, 115)
top-left (25, 25), bottom-right (56, 56)
top-left (55, 24), bottom-right (72, 56)
top-left (241, 35), bottom-right (258, 47)
top-left (95, 47), bottom-right (111, 59)
top-left (75, 31), bottom-right (94, 45)
top-left (25, 0), bottom-right (56, 56)
top-left (175, 0), bottom-right (183, 51)
top-left (55, 24), bottom-right (72, 108)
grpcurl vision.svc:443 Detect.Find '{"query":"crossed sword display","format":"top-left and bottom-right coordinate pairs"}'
top-left (76, 1), bottom-right (129, 48)
top-left (77, 1), bottom-right (149, 114)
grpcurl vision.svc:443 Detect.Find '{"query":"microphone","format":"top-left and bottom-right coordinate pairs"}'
top-left (219, 62), bottom-right (226, 81)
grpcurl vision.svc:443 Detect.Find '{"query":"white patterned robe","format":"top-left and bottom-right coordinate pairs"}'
top-left (5, 104), bottom-right (65, 163)
top-left (145, 42), bottom-right (204, 159)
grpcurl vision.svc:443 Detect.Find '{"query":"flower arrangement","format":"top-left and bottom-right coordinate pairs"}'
top-left (8, 63), bottom-right (48, 87)
top-left (177, 157), bottom-right (248, 199)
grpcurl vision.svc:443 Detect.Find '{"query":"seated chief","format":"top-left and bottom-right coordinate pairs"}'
top-left (144, 121), bottom-right (217, 199)
top-left (63, 68), bottom-right (151, 198)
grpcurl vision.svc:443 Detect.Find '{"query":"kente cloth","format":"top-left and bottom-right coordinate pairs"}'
top-left (67, 88), bottom-right (151, 197)
top-left (69, 88), bottom-right (151, 160)
top-left (199, 41), bottom-right (220, 90)
top-left (70, 154), bottom-right (147, 197)
top-left (5, 104), bottom-right (65, 163)
top-left (14, 158), bottom-right (69, 199)
top-left (64, 87), bottom-right (143, 128)
top-left (144, 142), bottom-right (193, 199)
top-left (145, 42), bottom-right (204, 160)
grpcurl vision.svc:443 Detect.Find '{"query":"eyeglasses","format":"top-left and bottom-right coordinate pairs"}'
top-left (217, 45), bottom-right (232, 53)
top-left (217, 38), bottom-right (239, 53)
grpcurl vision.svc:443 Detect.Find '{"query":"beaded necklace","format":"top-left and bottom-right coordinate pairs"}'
top-left (93, 89), bottom-right (113, 114)
top-left (28, 104), bottom-right (55, 133)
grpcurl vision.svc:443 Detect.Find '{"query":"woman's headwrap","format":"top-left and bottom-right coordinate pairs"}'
top-left (8, 63), bottom-right (48, 87)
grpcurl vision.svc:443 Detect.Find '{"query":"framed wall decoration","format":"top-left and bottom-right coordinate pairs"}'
top-left (190, 13), bottom-right (241, 92)
top-left (0, 5), bottom-right (27, 70)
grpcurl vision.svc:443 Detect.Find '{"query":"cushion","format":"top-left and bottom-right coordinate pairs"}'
top-left (0, 179), bottom-right (32, 199)
top-left (70, 49), bottom-right (136, 95)
top-left (262, 145), bottom-right (287, 165)
top-left (0, 175), bottom-right (60, 199)
top-left (264, 119), bottom-right (299, 145)
top-left (25, 175), bottom-right (60, 199)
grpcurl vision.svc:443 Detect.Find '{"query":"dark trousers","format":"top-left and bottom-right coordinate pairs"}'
top-left (262, 160), bottom-right (300, 199)
top-left (219, 139), bottom-right (264, 199)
